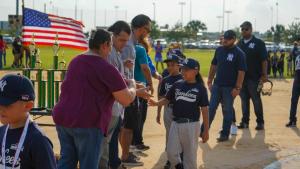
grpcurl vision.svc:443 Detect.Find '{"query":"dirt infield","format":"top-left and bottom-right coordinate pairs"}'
top-left (30, 78), bottom-right (300, 169)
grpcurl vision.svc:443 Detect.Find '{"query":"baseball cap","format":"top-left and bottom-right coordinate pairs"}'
top-left (240, 21), bottom-right (252, 29)
top-left (0, 74), bottom-right (35, 106)
top-left (223, 30), bottom-right (236, 40)
top-left (164, 54), bottom-right (180, 63)
top-left (179, 58), bottom-right (200, 70)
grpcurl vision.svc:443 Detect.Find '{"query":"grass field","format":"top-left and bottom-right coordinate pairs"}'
top-left (3, 45), bottom-right (293, 78)
top-left (3, 45), bottom-right (215, 76)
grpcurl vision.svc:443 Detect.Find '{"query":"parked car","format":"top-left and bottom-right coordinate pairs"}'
top-left (3, 36), bottom-right (13, 44)
top-left (153, 38), bottom-right (167, 48)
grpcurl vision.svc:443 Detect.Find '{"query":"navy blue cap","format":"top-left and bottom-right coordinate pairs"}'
top-left (169, 49), bottom-right (186, 59)
top-left (164, 54), bottom-right (180, 63)
top-left (240, 21), bottom-right (252, 28)
top-left (223, 30), bottom-right (236, 40)
top-left (179, 58), bottom-right (200, 70)
top-left (0, 74), bottom-right (35, 106)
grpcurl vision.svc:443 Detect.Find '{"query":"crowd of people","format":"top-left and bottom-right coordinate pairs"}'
top-left (0, 35), bottom-right (32, 69)
top-left (267, 42), bottom-right (299, 78)
top-left (0, 14), bottom-right (299, 169)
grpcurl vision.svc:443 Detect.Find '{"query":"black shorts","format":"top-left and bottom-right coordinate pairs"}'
top-left (123, 98), bottom-right (140, 130)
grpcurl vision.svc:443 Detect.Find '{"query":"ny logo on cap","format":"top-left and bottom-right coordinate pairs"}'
top-left (0, 80), bottom-right (7, 92)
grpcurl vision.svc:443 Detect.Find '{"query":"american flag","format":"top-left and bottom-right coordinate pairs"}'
top-left (22, 8), bottom-right (88, 50)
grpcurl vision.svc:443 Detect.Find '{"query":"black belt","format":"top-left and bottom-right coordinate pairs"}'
top-left (174, 118), bottom-right (198, 124)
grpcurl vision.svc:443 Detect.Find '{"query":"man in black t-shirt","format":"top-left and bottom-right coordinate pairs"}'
top-left (237, 21), bottom-right (268, 130)
top-left (205, 30), bottom-right (247, 142)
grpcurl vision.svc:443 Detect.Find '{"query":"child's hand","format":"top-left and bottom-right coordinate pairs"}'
top-left (201, 130), bottom-right (209, 143)
top-left (148, 99), bottom-right (158, 106)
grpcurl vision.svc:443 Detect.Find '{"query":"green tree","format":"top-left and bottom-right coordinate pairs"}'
top-left (184, 20), bottom-right (207, 39)
top-left (165, 22), bottom-right (187, 42)
top-left (150, 20), bottom-right (161, 39)
top-left (272, 24), bottom-right (285, 44)
top-left (285, 22), bottom-right (300, 43)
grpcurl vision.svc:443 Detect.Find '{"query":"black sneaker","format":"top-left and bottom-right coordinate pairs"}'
top-left (135, 144), bottom-right (150, 151)
top-left (129, 152), bottom-right (140, 161)
top-left (164, 161), bottom-right (171, 169)
top-left (175, 163), bottom-right (184, 169)
top-left (286, 121), bottom-right (297, 127)
top-left (122, 155), bottom-right (144, 167)
top-left (217, 136), bottom-right (229, 142)
top-left (237, 122), bottom-right (249, 129)
top-left (255, 123), bottom-right (264, 130)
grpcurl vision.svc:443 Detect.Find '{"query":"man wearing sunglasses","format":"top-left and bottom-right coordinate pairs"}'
top-left (237, 21), bottom-right (268, 130)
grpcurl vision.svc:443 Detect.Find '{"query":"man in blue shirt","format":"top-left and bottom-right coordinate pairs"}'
top-left (237, 21), bottom-right (268, 130)
top-left (286, 43), bottom-right (300, 127)
top-left (204, 30), bottom-right (247, 142)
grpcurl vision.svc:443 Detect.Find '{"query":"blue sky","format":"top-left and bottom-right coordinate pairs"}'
top-left (0, 0), bottom-right (299, 32)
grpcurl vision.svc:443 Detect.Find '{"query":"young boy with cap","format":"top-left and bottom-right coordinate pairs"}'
top-left (0, 74), bottom-right (56, 169)
top-left (157, 54), bottom-right (183, 169)
top-left (149, 58), bottom-right (209, 169)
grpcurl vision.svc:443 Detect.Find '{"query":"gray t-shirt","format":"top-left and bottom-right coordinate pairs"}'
top-left (108, 47), bottom-right (125, 117)
top-left (121, 34), bottom-right (136, 79)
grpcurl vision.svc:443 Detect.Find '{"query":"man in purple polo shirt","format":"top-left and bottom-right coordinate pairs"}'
top-left (53, 29), bottom-right (137, 169)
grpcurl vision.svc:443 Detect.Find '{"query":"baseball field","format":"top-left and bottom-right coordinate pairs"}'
top-left (1, 47), bottom-right (300, 168)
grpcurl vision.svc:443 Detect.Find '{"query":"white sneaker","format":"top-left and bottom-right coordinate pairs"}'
top-left (230, 124), bottom-right (238, 135)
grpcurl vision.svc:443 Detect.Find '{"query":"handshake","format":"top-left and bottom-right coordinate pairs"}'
top-left (125, 79), bottom-right (154, 99)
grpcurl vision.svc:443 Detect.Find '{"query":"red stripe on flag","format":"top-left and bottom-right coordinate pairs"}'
top-left (50, 19), bottom-right (82, 29)
top-left (48, 14), bottom-right (84, 27)
top-left (23, 28), bottom-right (85, 38)
top-left (51, 25), bottom-right (81, 32)
top-left (22, 35), bottom-right (87, 44)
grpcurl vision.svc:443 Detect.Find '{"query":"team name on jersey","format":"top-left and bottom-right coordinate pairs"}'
top-left (175, 88), bottom-right (198, 102)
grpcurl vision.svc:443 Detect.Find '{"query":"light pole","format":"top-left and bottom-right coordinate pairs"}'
top-left (222, 0), bottom-right (225, 32)
top-left (179, 1), bottom-right (186, 26)
top-left (276, 1), bottom-right (278, 26)
top-left (189, 0), bottom-right (192, 22)
top-left (270, 6), bottom-right (273, 28)
top-left (75, 0), bottom-right (78, 20)
top-left (217, 16), bottom-right (223, 33)
top-left (115, 5), bottom-right (119, 21)
top-left (152, 2), bottom-right (156, 21)
top-left (94, 0), bottom-right (96, 28)
top-left (224, 10), bottom-right (232, 30)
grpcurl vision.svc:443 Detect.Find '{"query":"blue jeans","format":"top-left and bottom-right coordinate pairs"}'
top-left (204, 84), bottom-right (235, 137)
top-left (289, 79), bottom-right (300, 122)
top-left (109, 117), bottom-right (122, 169)
top-left (240, 79), bottom-right (264, 124)
top-left (56, 126), bottom-right (104, 169)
